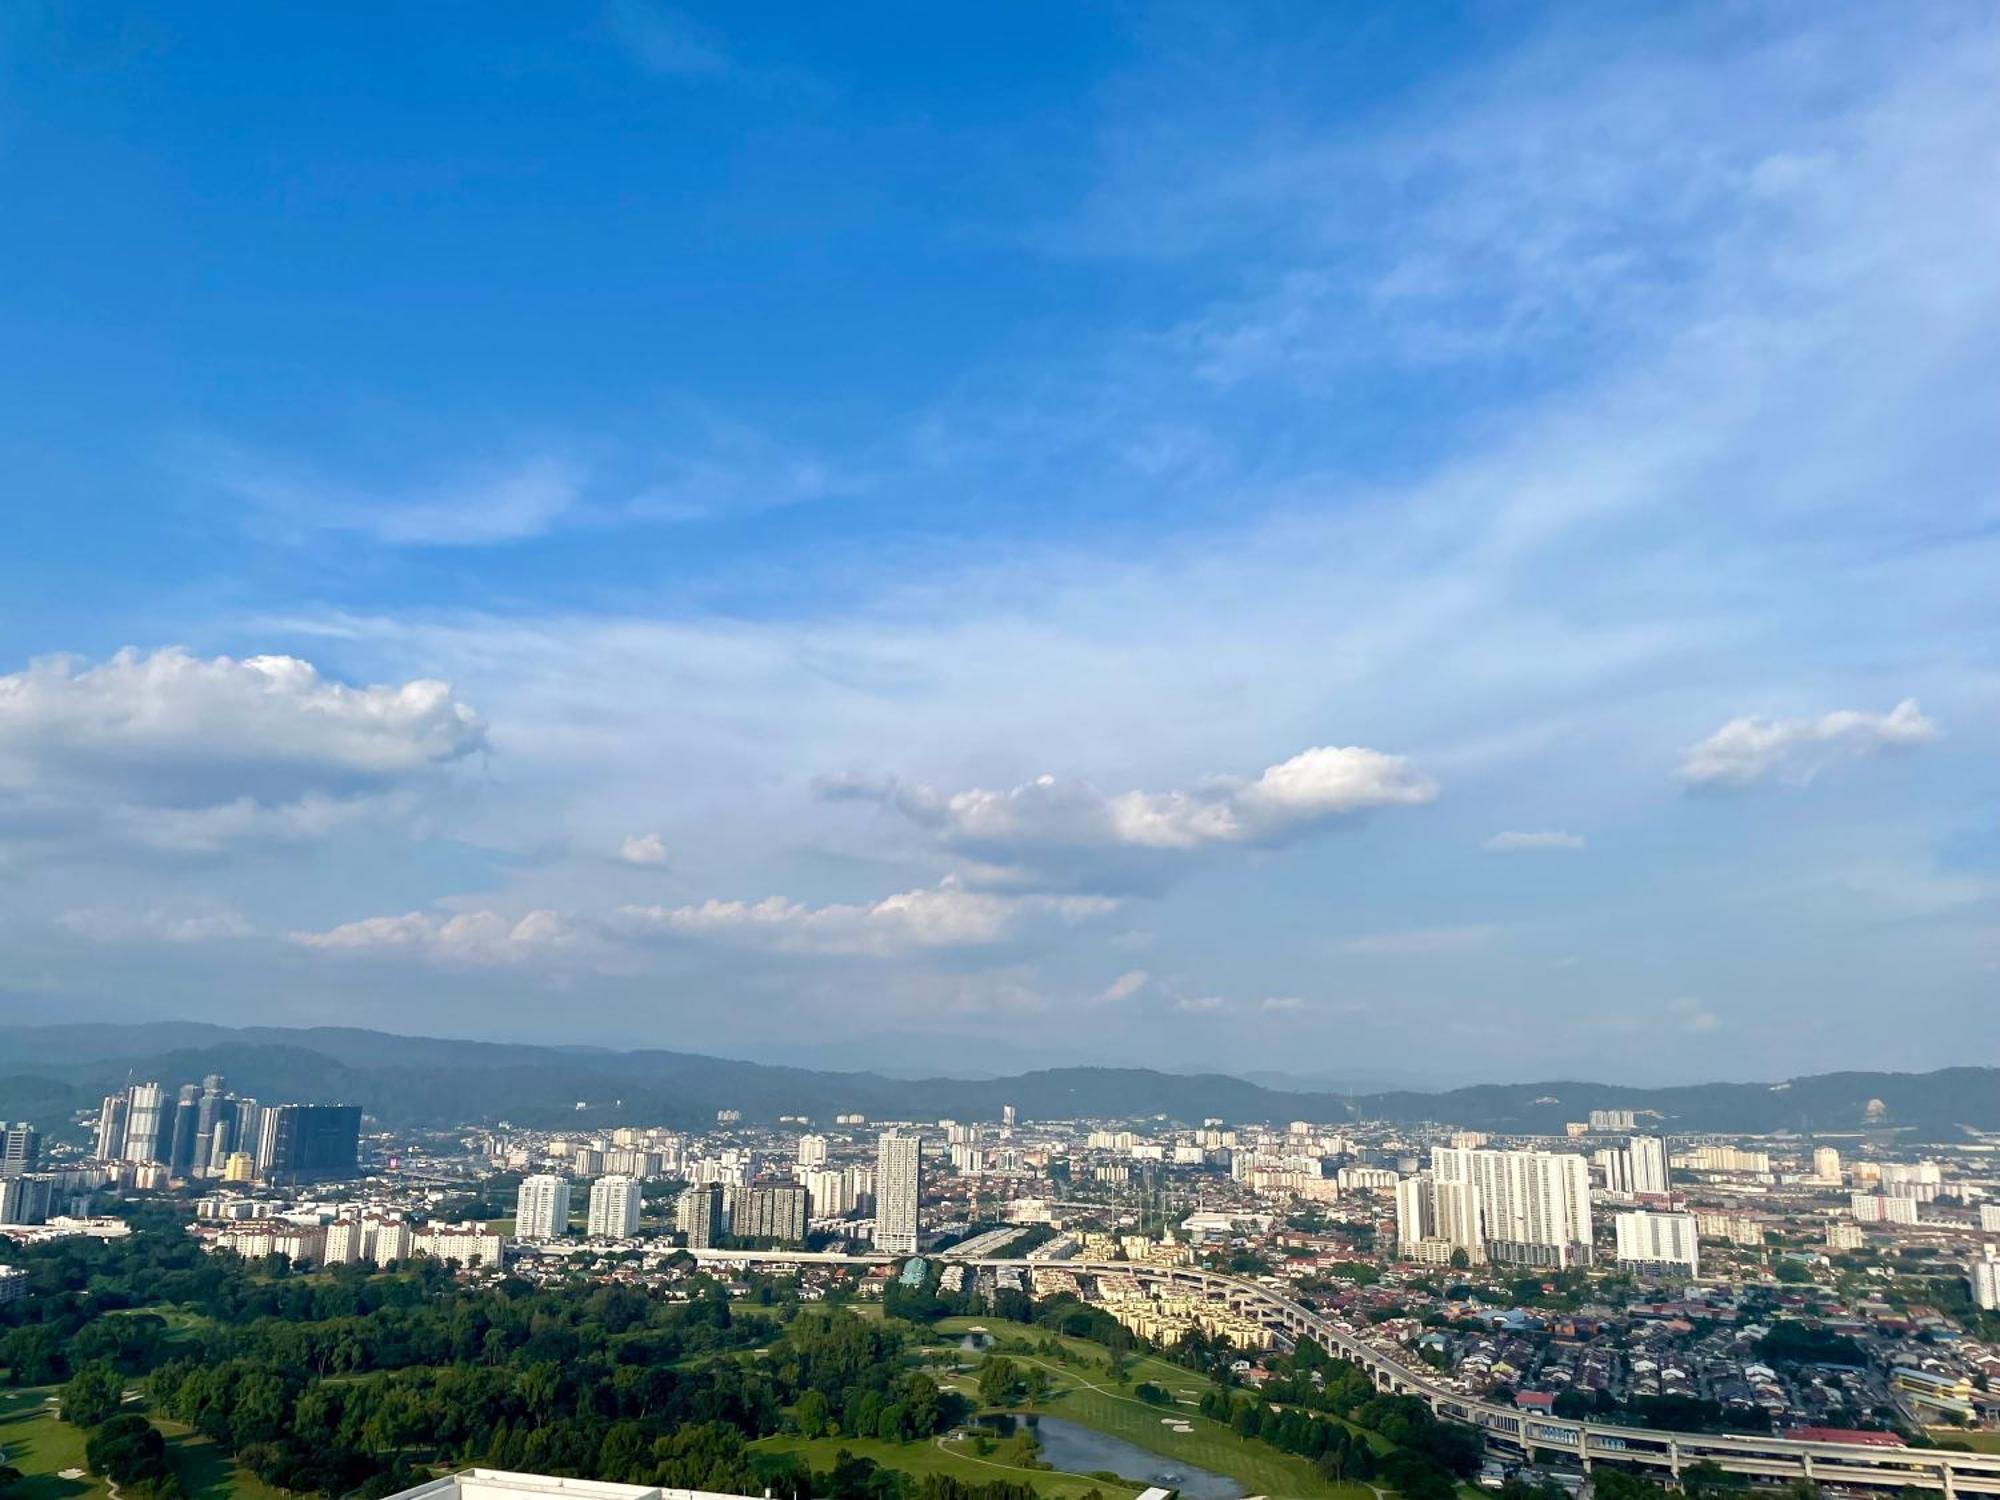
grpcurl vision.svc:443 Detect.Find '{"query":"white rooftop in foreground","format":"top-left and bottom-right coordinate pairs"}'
top-left (385, 1471), bottom-right (767, 1500)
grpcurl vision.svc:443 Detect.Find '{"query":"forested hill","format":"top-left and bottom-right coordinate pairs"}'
top-left (0, 1021), bottom-right (1991, 1137)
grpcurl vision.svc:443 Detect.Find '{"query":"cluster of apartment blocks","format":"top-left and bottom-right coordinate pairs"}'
top-left (1094, 1268), bottom-right (1276, 1351)
top-left (193, 1207), bottom-right (505, 1268)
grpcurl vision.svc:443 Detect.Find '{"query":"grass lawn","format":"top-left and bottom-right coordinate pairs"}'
top-left (749, 1431), bottom-right (1143, 1500)
top-left (1, 1386), bottom-right (293, 1500)
top-left (916, 1317), bottom-right (1375, 1500)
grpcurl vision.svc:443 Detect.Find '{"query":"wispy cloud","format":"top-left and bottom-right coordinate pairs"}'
top-left (1678, 699), bottom-right (1937, 791)
top-left (1338, 924), bottom-right (1499, 957)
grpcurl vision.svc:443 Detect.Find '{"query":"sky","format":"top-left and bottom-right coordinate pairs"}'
top-left (1, 2), bottom-right (1995, 1085)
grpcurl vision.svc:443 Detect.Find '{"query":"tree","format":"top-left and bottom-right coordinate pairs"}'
top-left (61, 1362), bottom-right (128, 1428)
top-left (977, 1357), bottom-right (1023, 1408)
top-left (85, 1413), bottom-right (172, 1494)
top-left (796, 1389), bottom-right (831, 1439)
top-left (1449, 1248), bottom-right (1471, 1270)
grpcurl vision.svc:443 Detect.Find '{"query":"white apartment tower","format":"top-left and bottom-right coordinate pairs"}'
top-left (515, 1174), bottom-right (572, 1240)
top-left (1614, 1209), bottom-right (1700, 1275)
top-left (1433, 1145), bottom-right (1593, 1267)
top-left (586, 1175), bottom-right (643, 1238)
top-left (874, 1130), bottom-right (923, 1255)
top-left (797, 1134), bottom-right (828, 1168)
top-left (1396, 1173), bottom-right (1484, 1263)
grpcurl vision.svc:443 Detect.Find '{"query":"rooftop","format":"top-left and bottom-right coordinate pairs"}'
top-left (384, 1471), bottom-right (767, 1500)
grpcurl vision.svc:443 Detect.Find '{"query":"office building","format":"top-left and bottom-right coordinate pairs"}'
top-left (167, 1085), bottom-right (202, 1178)
top-left (192, 1076), bottom-right (228, 1177)
top-left (261, 1104), bottom-right (362, 1183)
top-left (874, 1131), bottom-right (923, 1255)
top-left (515, 1175), bottom-right (572, 1240)
top-left (1, 1123), bottom-right (39, 1178)
top-left (587, 1175), bottom-right (643, 1238)
top-left (1434, 1146), bottom-right (1593, 1267)
top-left (1614, 1210), bottom-right (1700, 1276)
top-left (737, 1184), bottom-right (809, 1244)
top-left (676, 1183), bottom-right (724, 1249)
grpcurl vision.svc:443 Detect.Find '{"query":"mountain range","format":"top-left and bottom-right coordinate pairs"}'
top-left (0, 1021), bottom-right (1992, 1139)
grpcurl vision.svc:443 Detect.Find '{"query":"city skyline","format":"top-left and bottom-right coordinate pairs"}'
top-left (2, 4), bottom-right (1995, 1080)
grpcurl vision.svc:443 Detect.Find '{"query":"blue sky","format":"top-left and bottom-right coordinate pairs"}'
top-left (1, 2), bottom-right (1994, 1083)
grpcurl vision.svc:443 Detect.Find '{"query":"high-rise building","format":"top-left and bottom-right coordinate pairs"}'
top-left (0, 1174), bottom-right (57, 1227)
top-left (587, 1175), bottom-right (643, 1238)
top-left (874, 1131), bottom-right (923, 1255)
top-left (1614, 1210), bottom-right (1700, 1275)
top-left (1813, 1146), bottom-right (1842, 1181)
top-left (515, 1175), bottom-right (572, 1240)
top-left (192, 1076), bottom-right (227, 1178)
top-left (1974, 1253), bottom-right (2000, 1312)
top-left (1979, 1204), bottom-right (2000, 1233)
top-left (737, 1184), bottom-right (810, 1244)
top-left (261, 1105), bottom-right (363, 1184)
top-left (797, 1134), bottom-right (828, 1168)
top-left (1433, 1146), bottom-right (1592, 1267)
top-left (1627, 1135), bottom-right (1670, 1195)
top-left (233, 1098), bottom-right (264, 1169)
top-left (168, 1085), bottom-right (202, 1178)
top-left (94, 1093), bottom-right (129, 1160)
top-left (1, 1123), bottom-right (39, 1178)
top-left (122, 1082), bottom-right (166, 1164)
top-left (676, 1183), bottom-right (724, 1248)
top-left (1395, 1174), bottom-right (1483, 1263)
top-left (801, 1166), bottom-right (854, 1217)
top-left (1589, 1109), bottom-right (1637, 1132)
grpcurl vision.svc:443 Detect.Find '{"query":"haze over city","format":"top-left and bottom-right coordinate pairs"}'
top-left (3, 3), bottom-right (1996, 1084)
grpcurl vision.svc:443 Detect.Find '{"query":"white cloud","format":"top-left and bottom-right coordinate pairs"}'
top-left (1483, 830), bottom-right (1586, 853)
top-left (1259, 995), bottom-right (1306, 1012)
top-left (1097, 968), bottom-right (1150, 1003)
top-left (293, 908), bottom-right (599, 966)
top-left (1678, 698), bottom-right (1936, 790)
top-left (293, 879), bottom-right (1115, 968)
top-left (1338, 924), bottom-right (1499, 957)
top-left (215, 449), bottom-right (586, 547)
top-left (0, 647), bottom-right (484, 855)
top-left (822, 744), bottom-right (1435, 892)
top-left (1172, 994), bottom-right (1227, 1013)
top-left (615, 880), bottom-right (1114, 958)
top-left (619, 832), bottom-right (668, 866)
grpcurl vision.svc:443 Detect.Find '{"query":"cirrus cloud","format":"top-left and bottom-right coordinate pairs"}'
top-left (1483, 830), bottom-right (1586, 853)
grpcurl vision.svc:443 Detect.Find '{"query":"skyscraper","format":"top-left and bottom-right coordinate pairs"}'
top-left (192, 1075), bottom-right (227, 1177)
top-left (586, 1175), bottom-right (643, 1238)
top-left (1395, 1174), bottom-right (1483, 1262)
top-left (261, 1104), bottom-right (362, 1183)
top-left (515, 1175), bottom-right (572, 1240)
top-left (1614, 1210), bottom-right (1700, 1275)
top-left (168, 1085), bottom-right (202, 1178)
top-left (94, 1093), bottom-right (128, 1160)
top-left (122, 1082), bottom-right (166, 1164)
top-left (874, 1131), bottom-right (922, 1255)
top-left (1433, 1145), bottom-right (1593, 1267)
top-left (1, 1124), bottom-right (39, 1179)
top-left (796, 1134), bottom-right (828, 1168)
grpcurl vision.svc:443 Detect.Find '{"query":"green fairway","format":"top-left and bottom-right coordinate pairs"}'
top-left (1933, 1430), bottom-right (2000, 1453)
top-left (0, 1386), bottom-right (292, 1500)
top-left (917, 1317), bottom-right (1375, 1500)
top-left (750, 1430), bottom-right (1143, 1500)
top-left (0, 1387), bottom-right (105, 1500)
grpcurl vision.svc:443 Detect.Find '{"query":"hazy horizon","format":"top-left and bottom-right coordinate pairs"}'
top-left (2, 5), bottom-right (1994, 1079)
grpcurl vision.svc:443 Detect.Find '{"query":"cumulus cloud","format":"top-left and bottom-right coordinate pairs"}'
top-left (821, 744), bottom-right (1435, 891)
top-left (1678, 699), bottom-right (1936, 790)
top-left (0, 647), bottom-right (484, 855)
top-left (1483, 830), bottom-right (1586, 852)
top-left (619, 832), bottom-right (668, 865)
top-left (1172, 994), bottom-right (1227, 1013)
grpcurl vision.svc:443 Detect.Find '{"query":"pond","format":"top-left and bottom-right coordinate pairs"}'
top-left (974, 1414), bottom-right (1247, 1500)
